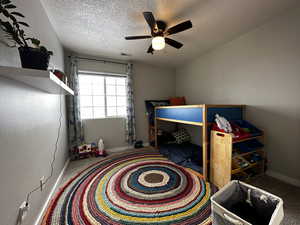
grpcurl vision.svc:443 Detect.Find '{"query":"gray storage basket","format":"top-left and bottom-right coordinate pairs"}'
top-left (211, 180), bottom-right (284, 225)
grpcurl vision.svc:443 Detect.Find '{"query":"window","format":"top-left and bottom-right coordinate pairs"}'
top-left (79, 74), bottom-right (127, 119)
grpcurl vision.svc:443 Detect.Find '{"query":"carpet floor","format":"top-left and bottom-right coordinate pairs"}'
top-left (250, 176), bottom-right (300, 225)
top-left (42, 149), bottom-right (215, 225)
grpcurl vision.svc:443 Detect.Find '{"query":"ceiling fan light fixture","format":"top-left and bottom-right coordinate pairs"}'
top-left (152, 36), bottom-right (165, 50)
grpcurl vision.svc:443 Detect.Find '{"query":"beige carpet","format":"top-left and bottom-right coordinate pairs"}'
top-left (250, 176), bottom-right (300, 225)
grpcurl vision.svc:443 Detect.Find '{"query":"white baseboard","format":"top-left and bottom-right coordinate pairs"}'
top-left (266, 170), bottom-right (300, 188)
top-left (33, 158), bottom-right (70, 225)
top-left (106, 142), bottom-right (150, 153)
top-left (106, 145), bottom-right (133, 153)
top-left (144, 142), bottom-right (150, 147)
top-left (33, 142), bottom-right (151, 224)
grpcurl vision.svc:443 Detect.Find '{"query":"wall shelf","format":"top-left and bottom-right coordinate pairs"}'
top-left (0, 66), bottom-right (74, 95)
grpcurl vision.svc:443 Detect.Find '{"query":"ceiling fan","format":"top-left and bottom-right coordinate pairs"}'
top-left (125, 12), bottom-right (192, 54)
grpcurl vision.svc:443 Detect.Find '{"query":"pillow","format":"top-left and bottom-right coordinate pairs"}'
top-left (172, 128), bottom-right (191, 144)
top-left (169, 97), bottom-right (186, 106)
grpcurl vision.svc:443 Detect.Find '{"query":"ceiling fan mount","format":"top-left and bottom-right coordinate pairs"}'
top-left (125, 12), bottom-right (193, 54)
top-left (154, 20), bottom-right (167, 35)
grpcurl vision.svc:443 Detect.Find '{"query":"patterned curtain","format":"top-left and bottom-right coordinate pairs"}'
top-left (66, 56), bottom-right (85, 158)
top-left (125, 63), bottom-right (136, 145)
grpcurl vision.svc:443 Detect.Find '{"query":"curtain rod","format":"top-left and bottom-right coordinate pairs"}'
top-left (69, 56), bottom-right (128, 66)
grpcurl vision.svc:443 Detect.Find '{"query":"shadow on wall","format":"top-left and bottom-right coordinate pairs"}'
top-left (246, 105), bottom-right (300, 179)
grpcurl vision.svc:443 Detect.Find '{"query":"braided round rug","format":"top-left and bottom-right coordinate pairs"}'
top-left (42, 150), bottom-right (215, 225)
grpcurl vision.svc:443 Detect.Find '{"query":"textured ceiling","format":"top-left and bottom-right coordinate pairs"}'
top-left (41, 0), bottom-right (299, 68)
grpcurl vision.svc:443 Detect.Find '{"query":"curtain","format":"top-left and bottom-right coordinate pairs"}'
top-left (66, 56), bottom-right (85, 158)
top-left (125, 63), bottom-right (136, 145)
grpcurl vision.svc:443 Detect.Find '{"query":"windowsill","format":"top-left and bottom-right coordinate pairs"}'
top-left (82, 117), bottom-right (126, 121)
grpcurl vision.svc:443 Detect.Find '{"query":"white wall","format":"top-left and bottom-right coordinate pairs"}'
top-left (81, 61), bottom-right (176, 149)
top-left (133, 62), bottom-right (176, 144)
top-left (0, 1), bottom-right (68, 225)
top-left (176, 7), bottom-right (300, 182)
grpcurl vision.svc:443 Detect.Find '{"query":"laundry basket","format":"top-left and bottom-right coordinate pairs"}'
top-left (211, 180), bottom-right (284, 225)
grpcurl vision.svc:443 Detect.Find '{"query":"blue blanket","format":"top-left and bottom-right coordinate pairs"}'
top-left (159, 143), bottom-right (203, 173)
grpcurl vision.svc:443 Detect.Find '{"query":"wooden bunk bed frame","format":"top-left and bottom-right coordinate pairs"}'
top-left (154, 104), bottom-right (245, 181)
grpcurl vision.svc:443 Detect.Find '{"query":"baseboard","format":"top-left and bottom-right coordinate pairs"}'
top-left (266, 170), bottom-right (300, 188)
top-left (106, 142), bottom-right (150, 153)
top-left (33, 158), bottom-right (70, 225)
top-left (106, 145), bottom-right (134, 153)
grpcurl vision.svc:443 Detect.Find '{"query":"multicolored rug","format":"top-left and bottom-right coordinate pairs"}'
top-left (42, 150), bottom-right (215, 225)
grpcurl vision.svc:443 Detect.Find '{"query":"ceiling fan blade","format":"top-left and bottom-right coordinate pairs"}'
top-left (166, 20), bottom-right (192, 36)
top-left (125, 35), bottom-right (152, 40)
top-left (147, 44), bottom-right (154, 54)
top-left (165, 38), bottom-right (183, 49)
top-left (143, 11), bottom-right (157, 32)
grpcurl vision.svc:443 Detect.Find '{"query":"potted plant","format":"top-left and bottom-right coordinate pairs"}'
top-left (0, 0), bottom-right (53, 70)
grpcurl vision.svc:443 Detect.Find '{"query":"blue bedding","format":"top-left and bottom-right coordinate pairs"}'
top-left (159, 143), bottom-right (203, 173)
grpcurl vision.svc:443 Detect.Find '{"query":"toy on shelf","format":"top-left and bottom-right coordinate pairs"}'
top-left (233, 156), bottom-right (249, 169)
top-left (212, 117), bottom-right (263, 142)
top-left (249, 153), bottom-right (263, 163)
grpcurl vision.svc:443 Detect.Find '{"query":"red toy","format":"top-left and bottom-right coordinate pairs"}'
top-left (211, 122), bottom-right (251, 141)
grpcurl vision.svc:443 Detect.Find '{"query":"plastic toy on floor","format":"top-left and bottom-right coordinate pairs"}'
top-left (94, 138), bottom-right (106, 157)
top-left (74, 141), bottom-right (106, 159)
top-left (76, 143), bottom-right (94, 158)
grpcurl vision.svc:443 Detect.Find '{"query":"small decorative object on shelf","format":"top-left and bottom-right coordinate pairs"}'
top-left (53, 69), bottom-right (68, 86)
top-left (0, 0), bottom-right (53, 70)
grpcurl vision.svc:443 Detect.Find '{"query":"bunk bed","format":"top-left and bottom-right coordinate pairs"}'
top-left (155, 104), bottom-right (245, 181)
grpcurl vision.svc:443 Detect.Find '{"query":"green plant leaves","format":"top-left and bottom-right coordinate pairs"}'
top-left (29, 38), bottom-right (40, 47)
top-left (1, 20), bottom-right (14, 33)
top-left (1, 0), bottom-right (12, 5)
top-left (18, 21), bottom-right (29, 27)
top-left (9, 14), bottom-right (17, 23)
top-left (39, 46), bottom-right (53, 55)
top-left (0, 0), bottom-right (52, 53)
top-left (0, 1), bottom-right (28, 47)
top-left (11, 11), bottom-right (24, 17)
top-left (4, 4), bottom-right (16, 9)
top-left (2, 9), bottom-right (9, 17)
top-left (0, 19), bottom-right (23, 46)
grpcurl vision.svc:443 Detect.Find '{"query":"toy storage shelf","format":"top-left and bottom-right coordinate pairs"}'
top-left (233, 148), bottom-right (264, 158)
top-left (210, 131), bottom-right (265, 189)
top-left (233, 135), bottom-right (263, 143)
top-left (231, 162), bottom-right (259, 175)
top-left (0, 66), bottom-right (74, 95)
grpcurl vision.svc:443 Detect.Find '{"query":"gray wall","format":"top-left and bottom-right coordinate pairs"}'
top-left (176, 7), bottom-right (300, 181)
top-left (133, 62), bottom-right (176, 145)
top-left (82, 61), bottom-right (176, 149)
top-left (0, 1), bottom-right (68, 225)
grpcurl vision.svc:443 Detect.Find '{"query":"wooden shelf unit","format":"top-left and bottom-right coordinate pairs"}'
top-left (0, 66), bottom-right (74, 95)
top-left (210, 130), bottom-right (265, 188)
